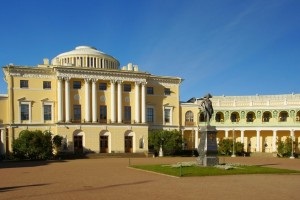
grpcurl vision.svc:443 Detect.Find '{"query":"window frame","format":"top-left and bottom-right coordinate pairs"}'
top-left (20, 80), bottom-right (29, 88)
top-left (20, 103), bottom-right (29, 121)
top-left (124, 84), bottom-right (131, 92)
top-left (73, 81), bottom-right (81, 89)
top-left (99, 83), bottom-right (107, 91)
top-left (147, 87), bottom-right (154, 95)
top-left (73, 105), bottom-right (81, 121)
top-left (147, 107), bottom-right (154, 123)
top-left (100, 105), bottom-right (107, 122)
top-left (164, 88), bottom-right (171, 96)
top-left (43, 81), bottom-right (51, 89)
top-left (124, 106), bottom-right (131, 122)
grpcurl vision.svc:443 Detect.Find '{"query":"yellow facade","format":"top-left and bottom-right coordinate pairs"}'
top-left (1, 46), bottom-right (299, 156)
top-left (0, 46), bottom-right (181, 155)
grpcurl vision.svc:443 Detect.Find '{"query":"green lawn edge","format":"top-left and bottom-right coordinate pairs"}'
top-left (131, 164), bottom-right (300, 177)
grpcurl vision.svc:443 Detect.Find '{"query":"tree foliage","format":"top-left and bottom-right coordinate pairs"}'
top-left (12, 130), bottom-right (54, 160)
top-left (218, 139), bottom-right (244, 156)
top-left (148, 129), bottom-right (183, 156)
top-left (277, 137), bottom-right (295, 157)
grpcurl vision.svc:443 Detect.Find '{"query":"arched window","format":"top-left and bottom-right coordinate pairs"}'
top-left (246, 111), bottom-right (256, 122)
top-left (199, 112), bottom-right (205, 122)
top-left (279, 111), bottom-right (289, 122)
top-left (230, 112), bottom-right (240, 122)
top-left (185, 111), bottom-right (194, 122)
top-left (296, 111), bottom-right (300, 122)
top-left (215, 112), bottom-right (224, 122)
top-left (262, 111), bottom-right (272, 122)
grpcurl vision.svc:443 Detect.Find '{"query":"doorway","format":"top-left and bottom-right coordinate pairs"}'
top-left (74, 135), bottom-right (83, 154)
top-left (124, 136), bottom-right (133, 153)
top-left (100, 136), bottom-right (109, 153)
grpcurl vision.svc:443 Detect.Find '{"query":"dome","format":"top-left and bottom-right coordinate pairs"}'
top-left (51, 46), bottom-right (120, 69)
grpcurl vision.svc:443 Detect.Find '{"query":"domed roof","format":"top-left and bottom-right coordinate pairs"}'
top-left (55, 46), bottom-right (107, 57)
top-left (51, 46), bottom-right (120, 68)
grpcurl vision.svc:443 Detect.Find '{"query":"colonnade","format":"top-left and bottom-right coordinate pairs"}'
top-left (57, 77), bottom-right (146, 124)
top-left (59, 56), bottom-right (117, 69)
top-left (183, 128), bottom-right (297, 153)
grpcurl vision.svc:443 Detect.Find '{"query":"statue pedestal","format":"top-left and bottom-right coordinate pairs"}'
top-left (197, 126), bottom-right (219, 166)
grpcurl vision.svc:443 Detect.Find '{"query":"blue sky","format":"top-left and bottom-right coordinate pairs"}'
top-left (0, 0), bottom-right (299, 101)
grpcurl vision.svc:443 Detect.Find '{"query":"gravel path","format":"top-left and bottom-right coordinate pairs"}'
top-left (1, 157), bottom-right (299, 200)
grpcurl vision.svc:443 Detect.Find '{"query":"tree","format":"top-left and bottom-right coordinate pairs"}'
top-left (277, 137), bottom-right (295, 157)
top-left (148, 129), bottom-right (183, 156)
top-left (12, 130), bottom-right (53, 160)
top-left (218, 139), bottom-right (244, 156)
top-left (53, 135), bottom-right (63, 155)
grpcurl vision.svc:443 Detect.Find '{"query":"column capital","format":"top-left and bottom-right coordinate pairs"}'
top-left (141, 81), bottom-right (147, 86)
top-left (64, 77), bottom-right (70, 81)
top-left (84, 78), bottom-right (91, 83)
top-left (117, 80), bottom-right (123, 84)
top-left (91, 78), bottom-right (97, 83)
top-left (57, 76), bottom-right (64, 81)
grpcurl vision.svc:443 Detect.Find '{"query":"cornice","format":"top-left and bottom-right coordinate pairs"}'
top-left (3, 66), bottom-right (55, 79)
top-left (55, 67), bottom-right (149, 82)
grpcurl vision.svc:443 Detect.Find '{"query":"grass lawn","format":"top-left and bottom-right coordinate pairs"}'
top-left (131, 163), bottom-right (300, 177)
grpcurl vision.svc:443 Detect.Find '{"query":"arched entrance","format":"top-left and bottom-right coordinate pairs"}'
top-left (73, 130), bottom-right (84, 154)
top-left (125, 131), bottom-right (135, 153)
top-left (100, 130), bottom-right (111, 153)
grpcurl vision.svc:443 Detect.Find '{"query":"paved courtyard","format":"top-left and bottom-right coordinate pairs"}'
top-left (1, 156), bottom-right (300, 200)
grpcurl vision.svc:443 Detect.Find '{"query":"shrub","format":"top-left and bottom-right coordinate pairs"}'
top-left (218, 139), bottom-right (244, 156)
top-left (148, 129), bottom-right (183, 156)
top-left (277, 137), bottom-right (295, 157)
top-left (12, 130), bottom-right (53, 160)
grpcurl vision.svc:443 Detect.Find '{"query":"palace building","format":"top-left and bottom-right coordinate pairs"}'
top-left (0, 45), bottom-right (299, 156)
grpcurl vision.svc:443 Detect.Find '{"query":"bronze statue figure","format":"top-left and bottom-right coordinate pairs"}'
top-left (200, 93), bottom-right (214, 124)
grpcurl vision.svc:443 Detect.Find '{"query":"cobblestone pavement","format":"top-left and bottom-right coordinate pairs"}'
top-left (1, 157), bottom-right (300, 200)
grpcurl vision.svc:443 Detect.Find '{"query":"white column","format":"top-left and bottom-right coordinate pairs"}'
top-left (110, 80), bottom-right (116, 123)
top-left (195, 129), bottom-right (199, 148)
top-left (240, 130), bottom-right (245, 144)
top-left (57, 77), bottom-right (63, 122)
top-left (272, 130), bottom-right (277, 152)
top-left (225, 130), bottom-right (229, 138)
top-left (141, 82), bottom-right (146, 123)
top-left (117, 80), bottom-right (122, 123)
top-left (135, 82), bottom-right (140, 123)
top-left (92, 79), bottom-right (97, 123)
top-left (85, 79), bottom-right (91, 122)
top-left (256, 130), bottom-right (261, 152)
top-left (65, 78), bottom-right (70, 122)
top-left (240, 130), bottom-right (245, 151)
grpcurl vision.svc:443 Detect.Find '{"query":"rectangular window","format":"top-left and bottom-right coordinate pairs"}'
top-left (44, 105), bottom-right (52, 120)
top-left (43, 81), bottom-right (51, 89)
top-left (73, 81), bottom-right (81, 89)
top-left (73, 105), bottom-right (81, 121)
top-left (147, 87), bottom-right (154, 95)
top-left (100, 105), bottom-right (107, 122)
top-left (21, 104), bottom-right (29, 120)
top-left (147, 107), bottom-right (154, 123)
top-left (124, 106), bottom-right (131, 122)
top-left (164, 88), bottom-right (171, 95)
top-left (20, 80), bottom-right (28, 88)
top-left (124, 84), bottom-right (131, 92)
top-left (164, 109), bottom-right (170, 123)
top-left (99, 83), bottom-right (107, 91)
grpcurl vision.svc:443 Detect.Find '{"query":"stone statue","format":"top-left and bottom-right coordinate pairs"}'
top-left (200, 93), bottom-right (214, 124)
